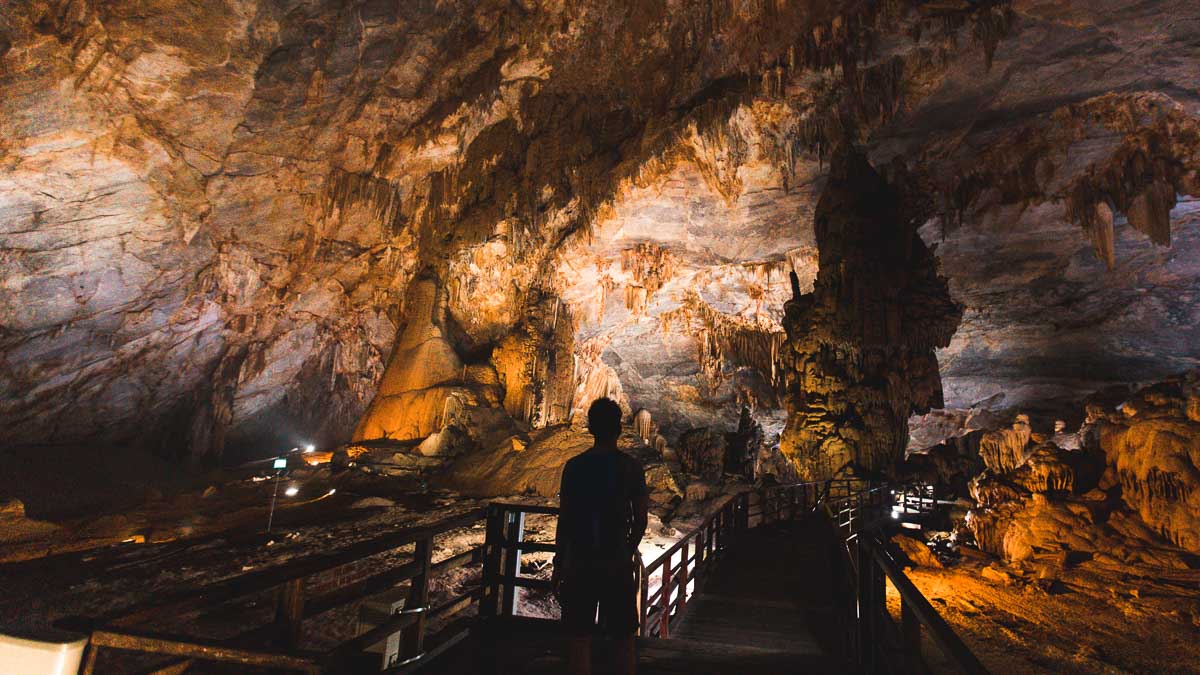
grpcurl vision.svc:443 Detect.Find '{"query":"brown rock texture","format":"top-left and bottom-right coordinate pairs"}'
top-left (777, 149), bottom-right (961, 480)
top-left (2, 0), bottom-right (1199, 512)
top-left (1097, 374), bottom-right (1200, 553)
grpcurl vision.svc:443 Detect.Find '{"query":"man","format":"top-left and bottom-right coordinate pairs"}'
top-left (553, 398), bottom-right (649, 675)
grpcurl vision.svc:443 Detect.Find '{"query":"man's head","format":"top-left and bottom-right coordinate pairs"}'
top-left (587, 397), bottom-right (622, 443)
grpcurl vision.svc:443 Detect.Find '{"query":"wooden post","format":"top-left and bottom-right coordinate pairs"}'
top-left (713, 510), bottom-right (722, 556)
top-left (678, 541), bottom-right (689, 614)
top-left (480, 506), bottom-right (503, 619)
top-left (706, 519), bottom-right (715, 561)
top-left (501, 510), bottom-right (525, 617)
top-left (402, 536), bottom-right (432, 661)
top-left (695, 529), bottom-right (705, 581)
top-left (80, 640), bottom-right (100, 675)
top-left (274, 578), bottom-right (305, 648)
top-left (659, 553), bottom-right (672, 639)
top-left (857, 537), bottom-right (877, 674)
top-left (901, 595), bottom-right (922, 671)
top-left (638, 562), bottom-right (649, 636)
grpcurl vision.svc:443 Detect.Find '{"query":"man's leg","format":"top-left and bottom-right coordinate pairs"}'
top-left (567, 636), bottom-right (592, 675)
top-left (613, 635), bottom-right (636, 675)
top-left (600, 562), bottom-right (639, 675)
top-left (561, 572), bottom-right (596, 675)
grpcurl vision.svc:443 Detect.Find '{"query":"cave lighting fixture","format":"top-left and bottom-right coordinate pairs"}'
top-left (285, 486), bottom-right (300, 497)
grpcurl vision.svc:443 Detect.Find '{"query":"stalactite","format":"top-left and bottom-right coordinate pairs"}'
top-left (633, 408), bottom-right (652, 442)
top-left (318, 169), bottom-right (405, 234)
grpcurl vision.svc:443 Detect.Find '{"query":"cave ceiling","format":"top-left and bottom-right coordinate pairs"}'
top-left (1, 0), bottom-right (1199, 459)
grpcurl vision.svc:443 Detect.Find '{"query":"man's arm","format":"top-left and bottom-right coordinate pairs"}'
top-left (553, 462), bottom-right (574, 596)
top-left (628, 459), bottom-right (649, 551)
top-left (630, 494), bottom-right (649, 551)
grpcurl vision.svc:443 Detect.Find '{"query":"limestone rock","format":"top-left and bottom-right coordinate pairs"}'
top-left (677, 428), bottom-right (726, 479)
top-left (778, 149), bottom-right (961, 480)
top-left (891, 534), bottom-right (943, 569)
top-left (354, 280), bottom-right (470, 442)
top-left (979, 415), bottom-right (1033, 473)
top-left (1097, 374), bottom-right (1200, 553)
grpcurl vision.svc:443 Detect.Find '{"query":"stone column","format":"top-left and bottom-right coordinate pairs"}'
top-left (778, 148), bottom-right (961, 481)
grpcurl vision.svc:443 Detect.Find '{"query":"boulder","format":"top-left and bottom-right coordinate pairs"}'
top-left (1098, 376), bottom-right (1200, 553)
top-left (891, 534), bottom-right (943, 568)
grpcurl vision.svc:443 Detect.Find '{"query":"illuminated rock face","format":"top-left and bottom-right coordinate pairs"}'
top-left (778, 150), bottom-right (961, 480)
top-left (1096, 374), bottom-right (1200, 553)
top-left (959, 373), bottom-right (1200, 563)
top-left (1, 0), bottom-right (1199, 496)
top-left (353, 279), bottom-right (475, 443)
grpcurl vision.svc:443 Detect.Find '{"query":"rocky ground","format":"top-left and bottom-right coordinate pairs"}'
top-left (0, 427), bottom-right (734, 640)
top-left (894, 556), bottom-right (1200, 673)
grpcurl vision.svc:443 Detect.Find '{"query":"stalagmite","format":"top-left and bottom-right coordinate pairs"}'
top-left (777, 147), bottom-right (961, 480)
top-left (633, 408), bottom-right (653, 442)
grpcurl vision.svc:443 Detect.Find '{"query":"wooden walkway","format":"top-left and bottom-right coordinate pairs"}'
top-left (672, 517), bottom-right (847, 659)
top-left (429, 516), bottom-right (852, 674)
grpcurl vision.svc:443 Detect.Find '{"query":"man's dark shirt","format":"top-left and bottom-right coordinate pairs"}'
top-left (558, 448), bottom-right (648, 563)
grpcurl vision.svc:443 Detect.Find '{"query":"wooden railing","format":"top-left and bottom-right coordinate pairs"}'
top-left (821, 484), bottom-right (988, 674)
top-left (66, 477), bottom-right (980, 673)
top-left (67, 508), bottom-right (492, 674)
top-left (856, 533), bottom-right (987, 675)
top-left (480, 481), bottom-right (843, 640)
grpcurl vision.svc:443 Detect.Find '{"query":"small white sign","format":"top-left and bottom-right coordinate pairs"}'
top-left (273, 458), bottom-right (287, 469)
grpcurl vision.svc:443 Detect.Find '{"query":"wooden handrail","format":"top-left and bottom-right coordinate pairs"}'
top-left (74, 507), bottom-right (493, 674)
top-left (861, 534), bottom-right (987, 674)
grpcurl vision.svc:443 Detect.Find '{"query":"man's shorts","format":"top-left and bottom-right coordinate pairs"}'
top-left (560, 558), bottom-right (639, 637)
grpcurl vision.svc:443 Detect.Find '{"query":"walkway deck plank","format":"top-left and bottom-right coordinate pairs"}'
top-left (427, 516), bottom-right (852, 674)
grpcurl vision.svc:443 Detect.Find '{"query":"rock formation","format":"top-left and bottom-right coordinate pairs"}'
top-left (960, 374), bottom-right (1200, 566)
top-left (2, 0), bottom-right (1199, 551)
top-left (354, 279), bottom-right (475, 442)
top-left (1095, 373), bottom-right (1200, 553)
top-left (777, 149), bottom-right (961, 480)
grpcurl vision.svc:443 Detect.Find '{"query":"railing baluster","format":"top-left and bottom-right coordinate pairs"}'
top-left (901, 595), bottom-right (921, 671)
top-left (480, 506), bottom-right (503, 619)
top-left (273, 577), bottom-right (305, 649)
top-left (401, 536), bottom-right (432, 661)
top-left (501, 509), bottom-right (525, 617)
top-left (660, 553), bottom-right (672, 639)
top-left (639, 562), bottom-right (649, 636)
top-left (678, 540), bottom-right (689, 614)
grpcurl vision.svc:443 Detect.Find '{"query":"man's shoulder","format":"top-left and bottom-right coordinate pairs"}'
top-left (616, 449), bottom-right (645, 469)
top-left (562, 447), bottom-right (598, 475)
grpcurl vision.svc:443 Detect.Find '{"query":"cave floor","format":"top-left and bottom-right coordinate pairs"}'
top-left (895, 557), bottom-right (1200, 674)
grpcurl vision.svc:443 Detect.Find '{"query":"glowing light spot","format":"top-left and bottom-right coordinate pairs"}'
top-left (304, 444), bottom-right (315, 453)
top-left (285, 486), bottom-right (299, 497)
top-left (328, 489), bottom-right (337, 496)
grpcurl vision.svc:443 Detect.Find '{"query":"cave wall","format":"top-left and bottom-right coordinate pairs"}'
top-left (871, 0), bottom-right (1200, 414)
top-left (3, 0), bottom-right (1199, 481)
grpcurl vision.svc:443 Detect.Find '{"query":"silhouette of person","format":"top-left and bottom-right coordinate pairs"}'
top-left (553, 398), bottom-right (649, 675)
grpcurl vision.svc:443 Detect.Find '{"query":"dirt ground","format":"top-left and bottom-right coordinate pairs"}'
top-left (888, 555), bottom-right (1200, 674)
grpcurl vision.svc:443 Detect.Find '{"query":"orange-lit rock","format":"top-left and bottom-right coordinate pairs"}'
top-left (778, 149), bottom-right (961, 480)
top-left (1096, 374), bottom-right (1200, 553)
